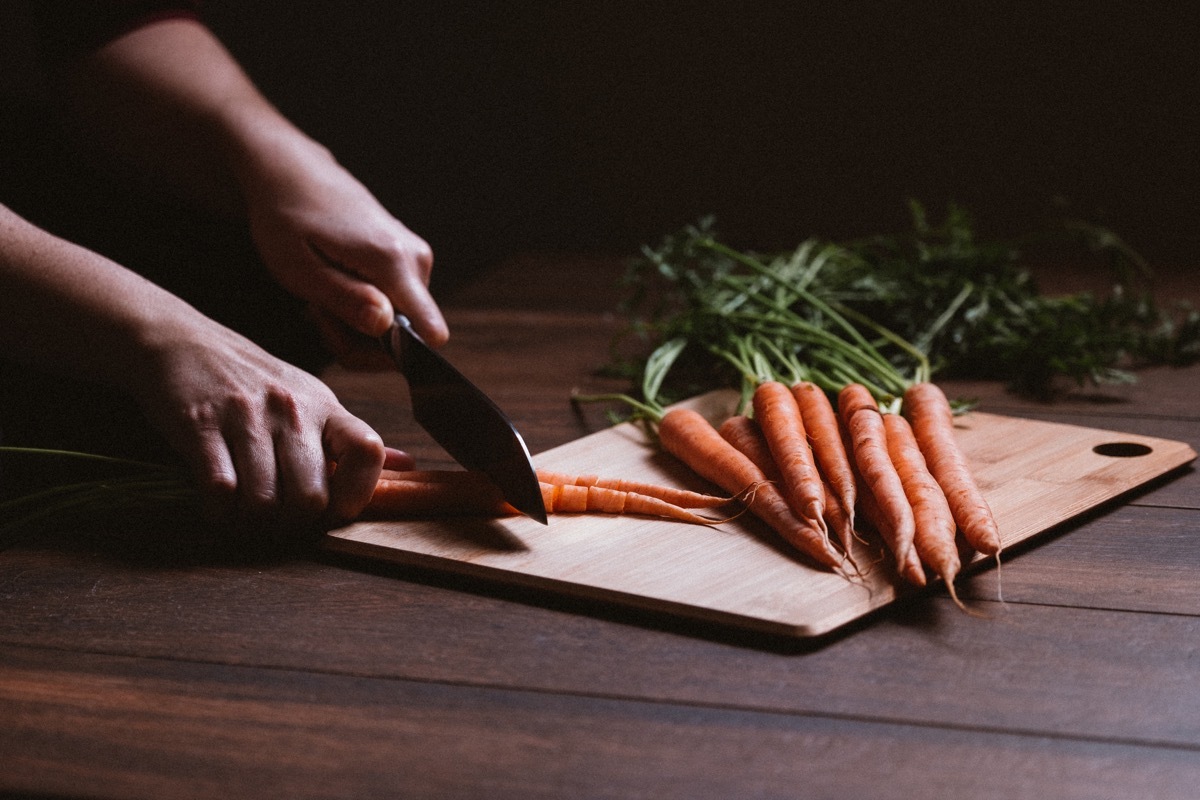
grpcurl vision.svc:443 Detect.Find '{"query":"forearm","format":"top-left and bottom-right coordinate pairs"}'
top-left (0, 204), bottom-right (195, 391)
top-left (58, 14), bottom-right (447, 347)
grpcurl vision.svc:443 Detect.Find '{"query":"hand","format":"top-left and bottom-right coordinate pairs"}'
top-left (131, 313), bottom-right (388, 532)
top-left (239, 135), bottom-right (449, 367)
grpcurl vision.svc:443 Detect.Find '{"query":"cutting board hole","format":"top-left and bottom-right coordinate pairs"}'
top-left (1093, 442), bottom-right (1153, 458)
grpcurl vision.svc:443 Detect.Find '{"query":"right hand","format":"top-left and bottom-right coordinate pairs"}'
top-left (237, 133), bottom-right (449, 364)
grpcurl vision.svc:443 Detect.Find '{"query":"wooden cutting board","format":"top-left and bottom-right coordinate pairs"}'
top-left (325, 391), bottom-right (1197, 638)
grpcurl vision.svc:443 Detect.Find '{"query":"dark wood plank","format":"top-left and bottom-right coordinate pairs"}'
top-left (963, 505), bottom-right (1200, 610)
top-left (3, 643), bottom-right (1200, 800)
top-left (944, 365), bottom-right (1200, 427)
top-left (5, 513), bottom-right (1200, 748)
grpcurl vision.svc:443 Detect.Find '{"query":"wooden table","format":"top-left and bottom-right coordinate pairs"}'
top-left (3, 253), bottom-right (1199, 799)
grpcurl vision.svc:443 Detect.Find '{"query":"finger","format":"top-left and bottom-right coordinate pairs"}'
top-left (222, 396), bottom-right (278, 525)
top-left (270, 395), bottom-right (330, 528)
top-left (382, 446), bottom-right (415, 471)
top-left (308, 305), bottom-right (393, 371)
top-left (323, 412), bottom-right (386, 524)
top-left (307, 235), bottom-right (447, 345)
top-left (300, 255), bottom-right (395, 337)
top-left (393, 269), bottom-right (449, 347)
top-left (153, 406), bottom-right (240, 524)
top-left (188, 427), bottom-right (239, 523)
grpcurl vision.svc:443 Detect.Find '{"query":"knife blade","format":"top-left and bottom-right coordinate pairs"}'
top-left (382, 314), bottom-right (547, 524)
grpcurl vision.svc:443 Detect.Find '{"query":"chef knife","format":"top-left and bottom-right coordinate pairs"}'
top-left (382, 314), bottom-right (548, 524)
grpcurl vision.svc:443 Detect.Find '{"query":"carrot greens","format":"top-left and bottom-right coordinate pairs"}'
top-left (0, 446), bottom-right (194, 546)
top-left (611, 204), bottom-right (1199, 407)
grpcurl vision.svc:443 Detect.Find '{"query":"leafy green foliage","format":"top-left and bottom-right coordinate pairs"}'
top-left (611, 204), bottom-right (1199, 406)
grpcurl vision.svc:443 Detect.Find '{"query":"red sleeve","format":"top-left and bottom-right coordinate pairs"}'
top-left (31, 2), bottom-right (203, 65)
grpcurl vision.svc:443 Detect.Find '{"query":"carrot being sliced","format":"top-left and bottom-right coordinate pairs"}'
top-left (883, 411), bottom-right (967, 604)
top-left (838, 383), bottom-right (918, 582)
top-left (379, 467), bottom-right (732, 510)
top-left (792, 380), bottom-right (858, 554)
top-left (657, 407), bottom-right (845, 573)
top-left (365, 473), bottom-right (508, 517)
top-left (533, 469), bottom-right (732, 508)
top-left (538, 482), bottom-right (726, 524)
top-left (902, 382), bottom-right (1001, 557)
top-left (365, 471), bottom-right (724, 525)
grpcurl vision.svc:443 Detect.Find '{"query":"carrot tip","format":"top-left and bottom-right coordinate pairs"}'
top-left (945, 579), bottom-right (989, 619)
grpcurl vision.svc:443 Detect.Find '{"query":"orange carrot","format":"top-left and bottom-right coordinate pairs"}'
top-left (533, 469), bottom-right (732, 508)
top-left (792, 380), bottom-right (858, 553)
top-left (821, 479), bottom-right (849, 546)
top-left (883, 412), bottom-right (965, 604)
top-left (657, 407), bottom-right (845, 572)
top-left (854, 478), bottom-right (926, 586)
top-left (838, 383), bottom-right (918, 579)
top-left (379, 468), bottom-right (732, 510)
top-left (752, 381), bottom-right (828, 538)
top-left (365, 472), bottom-right (508, 517)
top-left (718, 415), bottom-right (781, 482)
top-left (902, 382), bottom-right (1001, 558)
top-left (365, 471), bottom-right (724, 525)
top-left (538, 482), bottom-right (725, 524)
top-left (721, 414), bottom-right (862, 570)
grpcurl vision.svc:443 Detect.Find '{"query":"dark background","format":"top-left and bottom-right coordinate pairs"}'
top-left (203, 2), bottom-right (1199, 283)
top-left (2, 2), bottom-right (1198, 287)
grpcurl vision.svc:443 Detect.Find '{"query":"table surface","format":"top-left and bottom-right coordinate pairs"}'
top-left (3, 253), bottom-right (1199, 800)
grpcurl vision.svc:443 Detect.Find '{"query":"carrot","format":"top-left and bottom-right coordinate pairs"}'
top-left (883, 412), bottom-right (967, 606)
top-left (792, 380), bottom-right (858, 553)
top-left (365, 472), bottom-right (509, 517)
top-left (538, 482), bottom-right (726, 524)
top-left (821, 479), bottom-right (849, 547)
top-left (533, 469), bottom-right (733, 508)
top-left (720, 414), bottom-right (865, 572)
top-left (657, 407), bottom-right (845, 572)
top-left (717, 415), bottom-right (781, 482)
top-left (838, 383), bottom-right (918, 580)
top-left (854, 478), bottom-right (926, 586)
top-left (365, 471), bottom-right (725, 525)
top-left (752, 381), bottom-right (829, 538)
top-left (379, 468), bottom-right (732, 509)
top-left (902, 382), bottom-right (1001, 558)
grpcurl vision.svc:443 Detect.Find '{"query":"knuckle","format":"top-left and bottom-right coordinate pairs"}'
top-left (264, 385), bottom-right (303, 427)
top-left (240, 485), bottom-right (279, 515)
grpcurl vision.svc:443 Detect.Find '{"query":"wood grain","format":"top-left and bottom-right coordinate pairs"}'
top-left (327, 390), bottom-right (1196, 637)
top-left (5, 642), bottom-right (1200, 800)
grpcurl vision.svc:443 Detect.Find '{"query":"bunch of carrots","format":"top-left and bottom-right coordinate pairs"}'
top-left (563, 379), bottom-right (998, 605)
top-left (568, 224), bottom-right (1010, 603)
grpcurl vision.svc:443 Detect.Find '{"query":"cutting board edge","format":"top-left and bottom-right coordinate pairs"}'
top-left (322, 532), bottom-right (884, 639)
